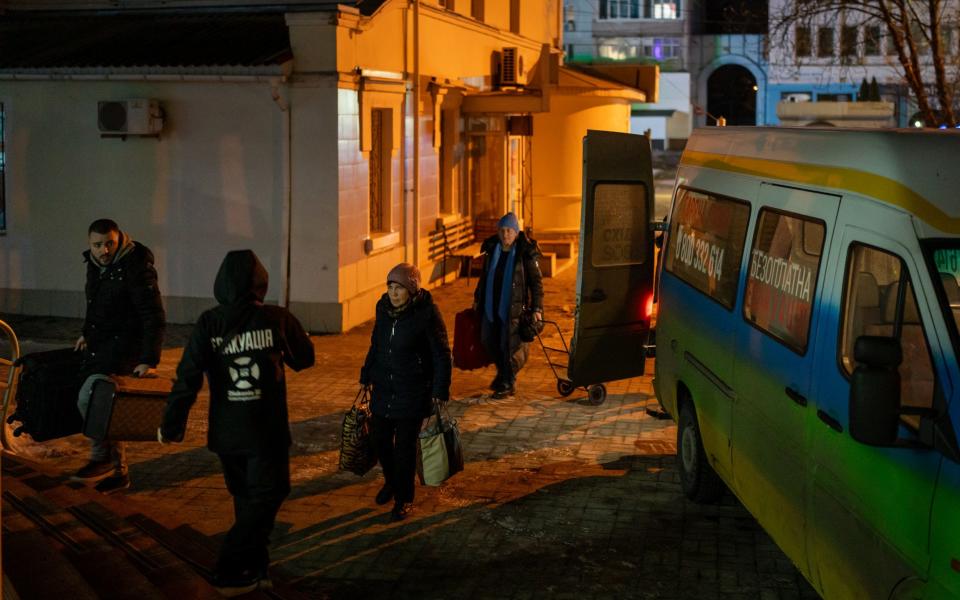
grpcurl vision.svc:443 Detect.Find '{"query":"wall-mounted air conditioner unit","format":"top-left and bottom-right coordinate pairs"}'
top-left (498, 47), bottom-right (520, 87)
top-left (97, 99), bottom-right (164, 136)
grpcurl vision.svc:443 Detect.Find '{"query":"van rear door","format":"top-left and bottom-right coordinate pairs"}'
top-left (568, 130), bottom-right (655, 386)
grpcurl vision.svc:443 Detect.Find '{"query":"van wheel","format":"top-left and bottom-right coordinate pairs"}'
top-left (678, 402), bottom-right (724, 503)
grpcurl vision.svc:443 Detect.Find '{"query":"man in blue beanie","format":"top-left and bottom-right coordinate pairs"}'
top-left (472, 212), bottom-right (544, 398)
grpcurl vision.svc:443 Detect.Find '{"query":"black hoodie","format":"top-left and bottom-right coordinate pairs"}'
top-left (161, 250), bottom-right (315, 454)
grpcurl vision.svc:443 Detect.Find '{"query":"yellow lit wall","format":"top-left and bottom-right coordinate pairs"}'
top-left (531, 96), bottom-right (632, 233)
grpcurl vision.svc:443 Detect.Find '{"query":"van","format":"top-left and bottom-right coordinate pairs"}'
top-left (651, 126), bottom-right (960, 599)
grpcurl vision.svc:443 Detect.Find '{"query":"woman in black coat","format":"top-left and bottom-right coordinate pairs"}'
top-left (360, 263), bottom-right (452, 520)
top-left (473, 212), bottom-right (544, 398)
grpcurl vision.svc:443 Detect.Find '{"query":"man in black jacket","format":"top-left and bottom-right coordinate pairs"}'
top-left (160, 249), bottom-right (315, 597)
top-left (73, 218), bottom-right (165, 494)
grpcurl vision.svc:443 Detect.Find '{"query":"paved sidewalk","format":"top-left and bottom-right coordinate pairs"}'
top-left (1, 267), bottom-right (817, 599)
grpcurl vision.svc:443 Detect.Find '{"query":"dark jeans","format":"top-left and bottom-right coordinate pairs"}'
top-left (371, 414), bottom-right (423, 504)
top-left (481, 317), bottom-right (514, 388)
top-left (216, 449), bottom-right (291, 576)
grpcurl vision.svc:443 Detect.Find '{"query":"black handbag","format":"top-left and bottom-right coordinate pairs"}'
top-left (518, 309), bottom-right (544, 343)
top-left (339, 387), bottom-right (378, 476)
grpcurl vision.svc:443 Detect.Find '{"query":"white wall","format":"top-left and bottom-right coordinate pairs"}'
top-left (0, 79), bottom-right (313, 323)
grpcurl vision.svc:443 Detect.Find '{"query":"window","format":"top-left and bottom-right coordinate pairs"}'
top-left (439, 110), bottom-right (461, 215)
top-left (911, 21), bottom-right (929, 55)
top-left (743, 209), bottom-right (825, 353)
top-left (471, 0), bottom-right (483, 21)
top-left (817, 26), bottom-right (835, 57)
top-left (591, 183), bottom-right (647, 267)
top-left (864, 25), bottom-right (881, 56)
top-left (642, 38), bottom-right (682, 60)
top-left (796, 26), bottom-right (812, 57)
top-left (0, 102), bottom-right (5, 232)
top-left (600, 0), bottom-right (639, 19)
top-left (841, 25), bottom-right (858, 57)
top-left (840, 244), bottom-right (935, 420)
top-left (599, 41), bottom-right (640, 60)
top-left (369, 108), bottom-right (392, 233)
top-left (931, 246), bottom-right (960, 361)
top-left (664, 187), bottom-right (751, 309)
top-left (653, 0), bottom-right (679, 19)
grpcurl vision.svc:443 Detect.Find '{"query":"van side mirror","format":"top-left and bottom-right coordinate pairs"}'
top-left (849, 336), bottom-right (901, 446)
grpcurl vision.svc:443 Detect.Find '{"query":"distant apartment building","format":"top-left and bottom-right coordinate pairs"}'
top-left (564, 0), bottom-right (692, 149)
top-left (765, 0), bottom-right (959, 127)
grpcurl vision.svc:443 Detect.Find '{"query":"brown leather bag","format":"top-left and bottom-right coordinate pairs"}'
top-left (83, 375), bottom-right (173, 442)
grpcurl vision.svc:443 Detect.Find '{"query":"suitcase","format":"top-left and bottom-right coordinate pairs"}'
top-left (9, 348), bottom-right (84, 441)
top-left (453, 308), bottom-right (491, 370)
top-left (83, 375), bottom-right (173, 442)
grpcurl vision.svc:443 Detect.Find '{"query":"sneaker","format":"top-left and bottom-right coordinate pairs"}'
top-left (489, 375), bottom-right (502, 391)
top-left (70, 460), bottom-right (113, 481)
top-left (212, 570), bottom-right (260, 598)
top-left (391, 502), bottom-right (414, 521)
top-left (491, 385), bottom-right (515, 399)
top-left (94, 472), bottom-right (130, 495)
top-left (375, 484), bottom-right (394, 506)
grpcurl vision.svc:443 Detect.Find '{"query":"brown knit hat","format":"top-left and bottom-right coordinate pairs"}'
top-left (387, 263), bottom-right (421, 296)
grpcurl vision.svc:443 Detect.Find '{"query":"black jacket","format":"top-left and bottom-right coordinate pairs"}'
top-left (360, 290), bottom-right (452, 419)
top-left (82, 240), bottom-right (165, 370)
top-left (162, 250), bottom-right (315, 455)
top-left (473, 233), bottom-right (544, 354)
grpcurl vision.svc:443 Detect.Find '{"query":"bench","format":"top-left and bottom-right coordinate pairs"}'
top-left (428, 217), bottom-right (484, 283)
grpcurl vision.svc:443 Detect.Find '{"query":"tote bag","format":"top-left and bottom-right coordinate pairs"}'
top-left (417, 401), bottom-right (464, 486)
top-left (339, 387), bottom-right (378, 476)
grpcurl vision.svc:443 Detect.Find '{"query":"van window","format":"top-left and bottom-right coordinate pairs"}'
top-left (840, 244), bottom-right (935, 421)
top-left (743, 209), bottom-right (825, 353)
top-left (663, 187), bottom-right (750, 309)
top-left (932, 247), bottom-right (960, 347)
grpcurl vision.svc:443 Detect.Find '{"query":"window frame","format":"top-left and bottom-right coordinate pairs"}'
top-left (662, 185), bottom-right (752, 312)
top-left (741, 206), bottom-right (827, 356)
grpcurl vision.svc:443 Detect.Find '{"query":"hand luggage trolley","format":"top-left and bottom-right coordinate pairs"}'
top-left (0, 319), bottom-right (21, 451)
top-left (534, 319), bottom-right (607, 405)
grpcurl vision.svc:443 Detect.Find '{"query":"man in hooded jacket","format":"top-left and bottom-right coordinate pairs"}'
top-left (160, 250), bottom-right (315, 596)
top-left (73, 218), bottom-right (166, 494)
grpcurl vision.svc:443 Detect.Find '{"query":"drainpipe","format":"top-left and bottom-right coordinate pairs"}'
top-left (272, 80), bottom-right (292, 308)
top-left (412, 0), bottom-right (421, 268)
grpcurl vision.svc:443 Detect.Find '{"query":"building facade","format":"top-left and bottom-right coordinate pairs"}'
top-left (0, 0), bottom-right (653, 332)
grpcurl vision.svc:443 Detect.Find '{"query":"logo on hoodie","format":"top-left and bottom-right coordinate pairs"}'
top-left (227, 356), bottom-right (262, 401)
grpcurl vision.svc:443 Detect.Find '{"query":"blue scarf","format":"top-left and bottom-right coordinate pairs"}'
top-left (484, 243), bottom-right (517, 323)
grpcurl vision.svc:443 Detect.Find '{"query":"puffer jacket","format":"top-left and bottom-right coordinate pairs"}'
top-left (473, 232), bottom-right (544, 362)
top-left (161, 250), bottom-right (315, 455)
top-left (82, 239), bottom-right (165, 371)
top-left (360, 290), bottom-right (452, 419)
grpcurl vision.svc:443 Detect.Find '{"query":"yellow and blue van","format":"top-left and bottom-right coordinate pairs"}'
top-left (653, 127), bottom-right (960, 599)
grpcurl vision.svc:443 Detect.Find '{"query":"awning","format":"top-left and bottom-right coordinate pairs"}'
top-left (461, 64), bottom-right (652, 114)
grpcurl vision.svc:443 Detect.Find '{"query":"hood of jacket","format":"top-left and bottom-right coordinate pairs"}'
top-left (214, 250), bottom-right (268, 306)
top-left (82, 231), bottom-right (142, 271)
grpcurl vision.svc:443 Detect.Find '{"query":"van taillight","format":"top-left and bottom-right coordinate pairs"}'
top-left (643, 293), bottom-right (655, 320)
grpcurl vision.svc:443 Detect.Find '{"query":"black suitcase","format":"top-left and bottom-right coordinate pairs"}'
top-left (8, 348), bottom-right (84, 441)
top-left (83, 375), bottom-right (172, 442)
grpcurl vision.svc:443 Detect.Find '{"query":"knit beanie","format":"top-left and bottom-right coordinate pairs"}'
top-left (498, 212), bottom-right (520, 232)
top-left (387, 262), bottom-right (421, 296)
